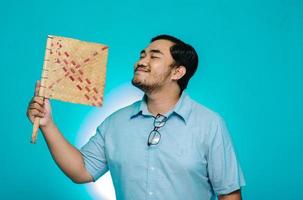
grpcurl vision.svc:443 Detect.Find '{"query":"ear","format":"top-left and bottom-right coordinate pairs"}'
top-left (171, 66), bottom-right (186, 81)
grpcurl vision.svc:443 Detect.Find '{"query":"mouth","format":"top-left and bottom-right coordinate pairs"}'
top-left (135, 67), bottom-right (150, 73)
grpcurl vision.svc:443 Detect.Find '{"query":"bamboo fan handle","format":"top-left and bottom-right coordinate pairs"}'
top-left (31, 79), bottom-right (45, 144)
top-left (31, 117), bottom-right (40, 143)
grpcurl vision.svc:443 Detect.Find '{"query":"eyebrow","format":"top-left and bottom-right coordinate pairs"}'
top-left (140, 49), bottom-right (164, 55)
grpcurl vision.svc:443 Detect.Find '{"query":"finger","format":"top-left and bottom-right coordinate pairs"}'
top-left (31, 96), bottom-right (44, 106)
top-left (29, 108), bottom-right (45, 117)
top-left (28, 110), bottom-right (44, 123)
top-left (30, 109), bottom-right (45, 118)
top-left (29, 98), bottom-right (44, 108)
top-left (35, 80), bottom-right (41, 96)
top-left (28, 107), bottom-right (44, 118)
top-left (27, 110), bottom-right (40, 123)
top-left (28, 115), bottom-right (35, 123)
top-left (27, 113), bottom-right (36, 124)
top-left (29, 103), bottom-right (45, 112)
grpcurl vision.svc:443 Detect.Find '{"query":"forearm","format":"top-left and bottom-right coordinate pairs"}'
top-left (218, 189), bottom-right (242, 200)
top-left (40, 121), bottom-right (92, 183)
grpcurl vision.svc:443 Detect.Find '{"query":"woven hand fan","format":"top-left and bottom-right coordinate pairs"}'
top-left (31, 35), bottom-right (108, 143)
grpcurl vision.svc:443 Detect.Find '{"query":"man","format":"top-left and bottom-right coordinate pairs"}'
top-left (27, 35), bottom-right (245, 200)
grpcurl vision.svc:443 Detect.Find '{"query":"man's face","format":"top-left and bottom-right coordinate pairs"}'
top-left (132, 39), bottom-right (175, 93)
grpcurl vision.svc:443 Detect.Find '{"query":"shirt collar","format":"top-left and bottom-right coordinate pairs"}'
top-left (130, 91), bottom-right (192, 124)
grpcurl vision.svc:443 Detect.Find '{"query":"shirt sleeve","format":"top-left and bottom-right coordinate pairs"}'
top-left (80, 121), bottom-right (109, 181)
top-left (207, 116), bottom-right (246, 195)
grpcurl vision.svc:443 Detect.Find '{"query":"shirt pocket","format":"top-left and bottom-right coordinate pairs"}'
top-left (158, 126), bottom-right (208, 177)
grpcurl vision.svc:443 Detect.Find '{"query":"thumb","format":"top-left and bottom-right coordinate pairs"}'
top-left (44, 98), bottom-right (52, 114)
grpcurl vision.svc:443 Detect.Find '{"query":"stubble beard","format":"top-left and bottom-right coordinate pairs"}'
top-left (131, 71), bottom-right (171, 94)
top-left (131, 76), bottom-right (160, 94)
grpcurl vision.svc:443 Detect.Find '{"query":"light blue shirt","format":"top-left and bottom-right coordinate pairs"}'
top-left (80, 91), bottom-right (245, 200)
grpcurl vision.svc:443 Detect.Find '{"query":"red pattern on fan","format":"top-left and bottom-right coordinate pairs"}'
top-left (41, 35), bottom-right (108, 107)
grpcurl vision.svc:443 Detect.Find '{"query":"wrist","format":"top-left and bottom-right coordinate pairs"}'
top-left (40, 119), bottom-right (56, 132)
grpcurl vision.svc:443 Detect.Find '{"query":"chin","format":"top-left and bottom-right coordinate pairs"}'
top-left (132, 79), bottom-right (158, 94)
top-left (131, 77), bottom-right (142, 87)
top-left (132, 74), bottom-right (145, 84)
top-left (131, 78), bottom-right (146, 90)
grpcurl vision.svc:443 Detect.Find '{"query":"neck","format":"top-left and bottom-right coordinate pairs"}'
top-left (145, 85), bottom-right (182, 116)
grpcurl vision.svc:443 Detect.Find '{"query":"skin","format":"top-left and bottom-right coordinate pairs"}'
top-left (218, 190), bottom-right (242, 200)
top-left (27, 81), bottom-right (93, 183)
top-left (27, 39), bottom-right (242, 199)
top-left (132, 39), bottom-right (186, 116)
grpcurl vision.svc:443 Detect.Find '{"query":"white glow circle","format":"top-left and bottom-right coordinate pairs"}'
top-left (76, 83), bottom-right (143, 200)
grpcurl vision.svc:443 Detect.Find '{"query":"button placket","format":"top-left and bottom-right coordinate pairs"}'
top-left (146, 146), bottom-right (157, 199)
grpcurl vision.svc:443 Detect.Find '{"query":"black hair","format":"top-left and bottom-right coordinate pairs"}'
top-left (151, 34), bottom-right (198, 91)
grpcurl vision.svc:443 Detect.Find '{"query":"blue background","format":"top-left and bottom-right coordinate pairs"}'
top-left (1, 0), bottom-right (302, 199)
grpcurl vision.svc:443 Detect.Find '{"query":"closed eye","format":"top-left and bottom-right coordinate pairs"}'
top-left (140, 49), bottom-right (146, 59)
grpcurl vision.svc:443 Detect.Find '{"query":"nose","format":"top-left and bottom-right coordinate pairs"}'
top-left (137, 55), bottom-right (150, 67)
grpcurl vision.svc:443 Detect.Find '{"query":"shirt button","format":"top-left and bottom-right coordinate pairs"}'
top-left (150, 166), bottom-right (155, 171)
top-left (149, 192), bottom-right (153, 195)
